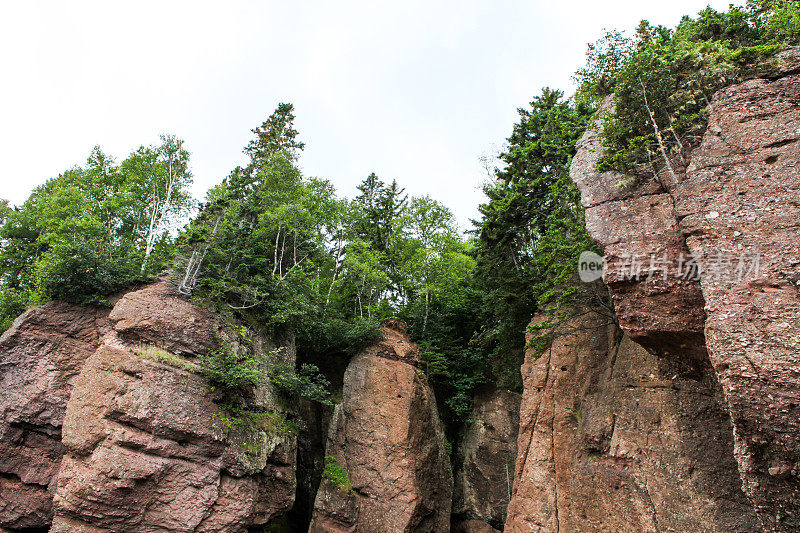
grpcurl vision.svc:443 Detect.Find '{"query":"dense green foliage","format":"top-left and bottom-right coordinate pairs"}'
top-left (198, 335), bottom-right (265, 392)
top-left (178, 104), bottom-right (476, 364)
top-left (170, 104), bottom-right (482, 420)
top-left (0, 136), bottom-right (193, 329)
top-left (322, 455), bottom-right (353, 492)
top-left (390, 88), bottom-right (611, 423)
top-left (471, 88), bottom-right (605, 385)
top-left (2, 0), bottom-right (790, 433)
top-left (35, 241), bottom-right (142, 304)
top-left (269, 360), bottom-right (333, 405)
top-left (575, 0), bottom-right (800, 175)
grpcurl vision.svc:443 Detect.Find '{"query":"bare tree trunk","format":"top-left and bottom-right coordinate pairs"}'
top-left (640, 78), bottom-right (678, 186)
top-left (667, 115), bottom-right (686, 166)
top-left (178, 215), bottom-right (221, 294)
top-left (423, 289), bottom-right (430, 334)
top-left (142, 156), bottom-right (178, 272)
top-left (143, 198), bottom-right (160, 270)
top-left (278, 230), bottom-right (286, 279)
top-left (325, 237), bottom-right (343, 309)
top-left (272, 227), bottom-right (281, 278)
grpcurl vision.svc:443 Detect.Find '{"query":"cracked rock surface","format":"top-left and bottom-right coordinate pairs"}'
top-left (0, 280), bottom-right (297, 532)
top-left (0, 302), bottom-right (111, 530)
top-left (505, 312), bottom-right (759, 532)
top-left (555, 47), bottom-right (800, 531)
top-left (309, 324), bottom-right (452, 533)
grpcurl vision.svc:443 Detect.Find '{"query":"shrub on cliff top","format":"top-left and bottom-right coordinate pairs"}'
top-left (575, 1), bottom-right (800, 176)
top-left (34, 240), bottom-right (144, 305)
top-left (0, 139), bottom-right (192, 319)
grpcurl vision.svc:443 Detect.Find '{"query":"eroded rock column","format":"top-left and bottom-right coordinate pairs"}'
top-left (505, 312), bottom-right (758, 532)
top-left (569, 49), bottom-right (800, 529)
top-left (309, 324), bottom-right (452, 533)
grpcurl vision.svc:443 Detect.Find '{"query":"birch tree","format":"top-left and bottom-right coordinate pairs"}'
top-left (131, 135), bottom-right (193, 271)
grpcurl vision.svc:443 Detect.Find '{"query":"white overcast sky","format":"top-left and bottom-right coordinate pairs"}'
top-left (1, 0), bottom-right (737, 229)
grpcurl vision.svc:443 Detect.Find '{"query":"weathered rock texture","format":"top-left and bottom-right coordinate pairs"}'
top-left (506, 312), bottom-right (759, 532)
top-left (452, 520), bottom-right (501, 533)
top-left (570, 99), bottom-right (708, 361)
top-left (453, 389), bottom-right (520, 531)
top-left (0, 280), bottom-right (297, 532)
top-left (0, 302), bottom-right (110, 530)
top-left (568, 48), bottom-right (800, 530)
top-left (48, 281), bottom-right (296, 532)
top-left (309, 324), bottom-right (453, 532)
top-left (108, 281), bottom-right (219, 356)
top-left (676, 66), bottom-right (800, 527)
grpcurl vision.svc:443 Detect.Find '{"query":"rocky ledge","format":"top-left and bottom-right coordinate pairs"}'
top-left (563, 47), bottom-right (800, 530)
top-left (1, 281), bottom-right (297, 532)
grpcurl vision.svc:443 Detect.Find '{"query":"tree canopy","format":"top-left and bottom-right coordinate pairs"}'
top-left (575, 0), bottom-right (800, 175)
top-left (0, 137), bottom-right (193, 329)
top-left (1, 0), bottom-right (795, 425)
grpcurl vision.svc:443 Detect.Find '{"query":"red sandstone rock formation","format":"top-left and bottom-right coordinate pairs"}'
top-left (561, 47), bottom-right (800, 530)
top-left (675, 63), bottom-right (800, 528)
top-left (453, 389), bottom-right (520, 531)
top-left (0, 301), bottom-right (110, 530)
top-left (505, 312), bottom-right (759, 532)
top-left (309, 324), bottom-right (453, 532)
top-left (108, 281), bottom-right (219, 355)
top-left (0, 280), bottom-right (297, 532)
top-left (569, 98), bottom-right (708, 360)
top-left (48, 281), bottom-right (296, 532)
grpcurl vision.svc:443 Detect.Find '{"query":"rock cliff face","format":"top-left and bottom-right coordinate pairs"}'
top-left (0, 285), bottom-right (460, 533)
top-left (675, 66), bottom-right (800, 527)
top-left (569, 100), bottom-right (708, 362)
top-left (51, 281), bottom-right (297, 532)
top-left (0, 281), bottom-right (297, 532)
top-left (4, 50), bottom-right (800, 533)
top-left (453, 389), bottom-right (520, 531)
top-left (505, 312), bottom-right (758, 532)
top-left (557, 48), bottom-right (800, 530)
top-left (309, 324), bottom-right (453, 532)
top-left (0, 302), bottom-right (110, 530)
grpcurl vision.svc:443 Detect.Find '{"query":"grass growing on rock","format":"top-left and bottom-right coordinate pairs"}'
top-left (213, 404), bottom-right (298, 438)
top-left (133, 344), bottom-right (193, 371)
top-left (322, 455), bottom-right (353, 492)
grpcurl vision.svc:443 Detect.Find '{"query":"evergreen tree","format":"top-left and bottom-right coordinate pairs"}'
top-left (473, 88), bottom-right (599, 387)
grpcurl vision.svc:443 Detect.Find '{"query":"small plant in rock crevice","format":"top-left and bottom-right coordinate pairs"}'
top-left (566, 402), bottom-right (583, 423)
top-left (213, 403), bottom-right (297, 438)
top-left (322, 455), bottom-right (353, 492)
